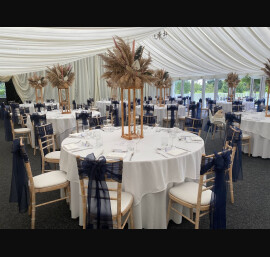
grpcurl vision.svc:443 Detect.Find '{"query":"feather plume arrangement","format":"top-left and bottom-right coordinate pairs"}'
top-left (106, 79), bottom-right (118, 88)
top-left (99, 36), bottom-right (157, 89)
top-left (225, 72), bottom-right (240, 86)
top-left (45, 64), bottom-right (75, 89)
top-left (28, 73), bottom-right (48, 88)
top-left (154, 69), bottom-right (172, 88)
top-left (261, 58), bottom-right (270, 84)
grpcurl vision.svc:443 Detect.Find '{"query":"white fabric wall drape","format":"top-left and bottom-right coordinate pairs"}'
top-left (259, 76), bottom-right (266, 99)
top-left (190, 80), bottom-right (194, 101)
top-left (202, 79), bottom-right (206, 107)
top-left (181, 80), bottom-right (184, 97)
top-left (214, 78), bottom-right (219, 100)
top-left (250, 78), bottom-right (254, 98)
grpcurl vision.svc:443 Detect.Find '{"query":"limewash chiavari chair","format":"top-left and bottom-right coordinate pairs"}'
top-left (76, 155), bottom-right (134, 229)
top-left (167, 146), bottom-right (233, 229)
top-left (9, 112), bottom-right (32, 146)
top-left (36, 123), bottom-right (60, 173)
top-left (19, 137), bottom-right (70, 229)
top-left (183, 117), bottom-right (203, 137)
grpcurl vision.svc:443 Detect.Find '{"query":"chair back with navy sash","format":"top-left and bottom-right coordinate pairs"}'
top-left (4, 110), bottom-right (13, 141)
top-left (75, 111), bottom-right (90, 132)
top-left (184, 117), bottom-right (203, 136)
top-left (34, 103), bottom-right (45, 112)
top-left (76, 154), bottom-right (134, 229)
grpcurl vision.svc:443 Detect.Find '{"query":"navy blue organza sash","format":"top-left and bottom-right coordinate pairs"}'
top-left (226, 126), bottom-right (243, 182)
top-left (255, 99), bottom-right (263, 112)
top-left (72, 100), bottom-right (76, 110)
top-left (111, 101), bottom-right (120, 127)
top-left (189, 104), bottom-right (197, 118)
top-left (200, 149), bottom-right (231, 229)
top-left (77, 153), bottom-right (123, 229)
top-left (167, 104), bottom-right (178, 128)
top-left (9, 139), bottom-right (29, 213)
top-left (10, 103), bottom-right (19, 124)
top-left (144, 104), bottom-right (154, 116)
top-left (34, 103), bottom-right (45, 112)
top-left (4, 110), bottom-right (13, 141)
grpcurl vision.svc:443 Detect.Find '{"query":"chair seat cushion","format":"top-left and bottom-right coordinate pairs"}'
top-left (45, 151), bottom-right (61, 160)
top-left (169, 181), bottom-right (212, 206)
top-left (109, 191), bottom-right (133, 216)
top-left (14, 128), bottom-right (31, 133)
top-left (242, 133), bottom-right (250, 139)
top-left (33, 170), bottom-right (68, 189)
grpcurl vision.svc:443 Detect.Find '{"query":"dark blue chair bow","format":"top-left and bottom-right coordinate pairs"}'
top-left (148, 96), bottom-right (152, 101)
top-left (4, 110), bottom-right (13, 141)
top-left (77, 153), bottom-right (123, 229)
top-left (255, 99), bottom-right (264, 112)
top-left (9, 139), bottom-right (30, 213)
top-left (10, 103), bottom-right (19, 124)
top-left (182, 97), bottom-right (187, 106)
top-left (30, 113), bottom-right (47, 148)
top-left (34, 103), bottom-right (45, 112)
top-left (167, 104), bottom-right (178, 127)
top-left (72, 100), bottom-right (76, 110)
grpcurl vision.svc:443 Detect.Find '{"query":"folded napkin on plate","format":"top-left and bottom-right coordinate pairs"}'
top-left (69, 133), bottom-right (82, 137)
top-left (190, 136), bottom-right (202, 141)
top-left (106, 152), bottom-right (126, 159)
top-left (64, 143), bottom-right (80, 150)
top-left (112, 145), bottom-right (128, 152)
top-left (166, 148), bottom-right (186, 156)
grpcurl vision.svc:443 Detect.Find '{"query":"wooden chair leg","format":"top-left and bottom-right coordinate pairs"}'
top-left (195, 207), bottom-right (201, 229)
top-left (167, 198), bottom-right (172, 225)
top-left (27, 132), bottom-right (32, 147)
top-left (212, 124), bottom-right (216, 140)
top-left (129, 207), bottom-right (134, 229)
top-left (248, 139), bottom-right (251, 157)
top-left (31, 194), bottom-right (36, 229)
top-left (41, 159), bottom-right (45, 174)
top-left (229, 168), bottom-right (234, 204)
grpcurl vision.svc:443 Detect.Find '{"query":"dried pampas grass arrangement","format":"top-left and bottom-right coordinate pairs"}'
top-left (28, 74), bottom-right (48, 88)
top-left (154, 69), bottom-right (172, 88)
top-left (225, 72), bottom-right (240, 86)
top-left (99, 36), bottom-right (157, 88)
top-left (106, 79), bottom-right (117, 88)
top-left (261, 58), bottom-right (270, 84)
top-left (46, 64), bottom-right (75, 89)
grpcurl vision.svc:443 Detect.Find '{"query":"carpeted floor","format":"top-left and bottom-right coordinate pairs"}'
top-left (1, 118), bottom-right (270, 229)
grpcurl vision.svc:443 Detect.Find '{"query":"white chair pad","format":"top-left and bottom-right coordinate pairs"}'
top-left (109, 191), bottom-right (133, 216)
top-left (45, 151), bottom-right (61, 160)
top-left (33, 170), bottom-right (68, 189)
top-left (242, 133), bottom-right (251, 139)
top-left (14, 128), bottom-right (31, 133)
top-left (169, 181), bottom-right (212, 206)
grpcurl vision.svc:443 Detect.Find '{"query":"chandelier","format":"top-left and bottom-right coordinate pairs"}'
top-left (154, 30), bottom-right (168, 40)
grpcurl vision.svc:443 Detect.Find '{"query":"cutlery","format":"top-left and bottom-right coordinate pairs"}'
top-left (156, 150), bottom-right (169, 158)
top-left (129, 152), bottom-right (134, 161)
top-left (174, 146), bottom-right (191, 152)
top-left (70, 146), bottom-right (93, 153)
top-left (63, 140), bottom-right (81, 145)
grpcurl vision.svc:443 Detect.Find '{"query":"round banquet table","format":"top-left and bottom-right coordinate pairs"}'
top-left (19, 102), bottom-right (59, 114)
top-left (26, 109), bottom-right (101, 148)
top-left (238, 111), bottom-right (270, 158)
top-left (59, 126), bottom-right (205, 229)
top-left (136, 104), bottom-right (167, 125)
top-left (216, 101), bottom-right (232, 113)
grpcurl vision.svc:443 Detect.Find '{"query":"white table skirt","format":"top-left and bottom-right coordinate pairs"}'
top-left (216, 101), bottom-right (232, 113)
top-left (240, 111), bottom-right (270, 158)
top-left (59, 127), bottom-right (205, 228)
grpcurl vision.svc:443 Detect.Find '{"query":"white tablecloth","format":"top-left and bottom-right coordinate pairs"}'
top-left (59, 127), bottom-right (205, 228)
top-left (96, 101), bottom-right (111, 116)
top-left (27, 109), bottom-right (101, 148)
top-left (239, 111), bottom-right (270, 158)
top-left (20, 103), bottom-right (59, 114)
top-left (216, 101), bottom-right (232, 113)
top-left (242, 101), bottom-right (255, 111)
top-left (178, 105), bottom-right (186, 117)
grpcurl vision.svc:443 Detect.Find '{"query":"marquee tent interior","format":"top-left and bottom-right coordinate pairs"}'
top-left (1, 27), bottom-right (270, 230)
top-left (0, 27), bottom-right (269, 103)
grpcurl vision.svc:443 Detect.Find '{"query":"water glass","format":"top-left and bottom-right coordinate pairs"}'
top-left (161, 137), bottom-right (168, 148)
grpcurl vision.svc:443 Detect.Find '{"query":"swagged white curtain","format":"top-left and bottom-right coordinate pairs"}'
top-left (140, 27), bottom-right (270, 80)
top-left (0, 27), bottom-right (162, 76)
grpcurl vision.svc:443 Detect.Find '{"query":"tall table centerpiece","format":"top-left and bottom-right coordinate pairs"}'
top-left (99, 36), bottom-right (156, 140)
top-left (261, 58), bottom-right (270, 117)
top-left (225, 72), bottom-right (240, 102)
top-left (28, 74), bottom-right (48, 103)
top-left (154, 69), bottom-right (172, 107)
top-left (46, 64), bottom-right (75, 114)
top-left (106, 79), bottom-right (118, 100)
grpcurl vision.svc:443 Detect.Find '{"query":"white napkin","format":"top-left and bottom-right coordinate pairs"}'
top-left (166, 148), bottom-right (186, 156)
top-left (112, 145), bottom-right (128, 152)
top-left (64, 143), bottom-right (80, 150)
top-left (69, 133), bottom-right (82, 138)
top-left (106, 152), bottom-right (126, 159)
top-left (190, 136), bottom-right (202, 141)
